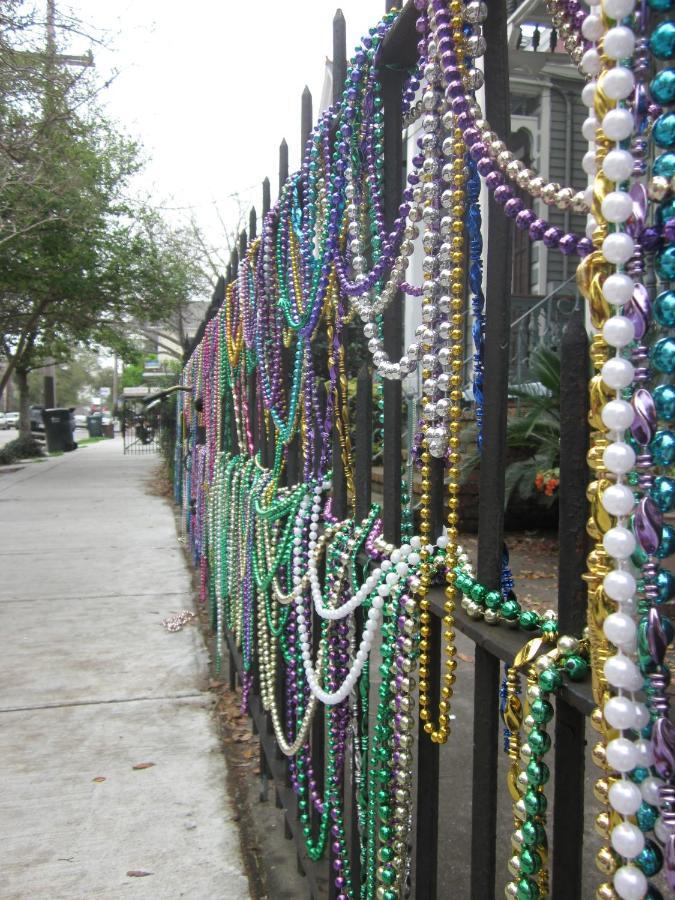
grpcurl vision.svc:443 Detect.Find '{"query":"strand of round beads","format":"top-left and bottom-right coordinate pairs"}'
top-left (307, 511), bottom-right (383, 621)
top-left (576, 3), bottom-right (663, 897)
top-left (416, 0), bottom-right (472, 747)
top-left (459, 0), bottom-right (593, 217)
top-left (376, 585), bottom-right (420, 899)
top-left (432, 2), bottom-right (592, 254)
top-left (504, 636), bottom-right (591, 900)
top-left (597, 4), bottom-right (665, 893)
top-left (642, 6), bottom-right (675, 890)
top-left (299, 537), bottom-right (435, 706)
top-left (366, 546), bottom-right (440, 900)
top-left (211, 453), bottom-right (227, 672)
top-left (290, 507), bottom-right (421, 890)
top-left (546, 0), bottom-right (588, 67)
top-left (505, 658), bottom-right (554, 900)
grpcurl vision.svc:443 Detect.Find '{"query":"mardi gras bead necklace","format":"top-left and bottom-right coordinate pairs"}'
top-left (412, 0), bottom-right (469, 748)
top-left (503, 636), bottom-right (591, 900)
top-left (574, 1), bottom-right (675, 896)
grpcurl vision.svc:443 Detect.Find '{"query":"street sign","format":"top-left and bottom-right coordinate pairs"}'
top-left (122, 386), bottom-right (150, 397)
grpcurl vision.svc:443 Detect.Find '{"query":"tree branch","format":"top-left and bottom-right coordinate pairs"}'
top-left (0, 297), bottom-right (51, 394)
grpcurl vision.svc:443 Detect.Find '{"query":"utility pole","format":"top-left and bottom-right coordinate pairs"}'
top-left (42, 0), bottom-right (93, 409)
top-left (112, 354), bottom-right (119, 412)
top-left (45, 0), bottom-right (93, 67)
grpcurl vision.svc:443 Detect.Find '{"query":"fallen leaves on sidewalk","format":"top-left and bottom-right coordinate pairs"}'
top-left (127, 870), bottom-right (153, 878)
top-left (132, 762), bottom-right (155, 770)
top-left (211, 683), bottom-right (260, 776)
top-left (92, 776), bottom-right (106, 783)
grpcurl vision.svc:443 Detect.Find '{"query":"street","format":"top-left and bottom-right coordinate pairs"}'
top-left (0, 427), bottom-right (18, 447)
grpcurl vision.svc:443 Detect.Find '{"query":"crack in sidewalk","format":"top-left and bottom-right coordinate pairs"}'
top-left (0, 691), bottom-right (207, 713)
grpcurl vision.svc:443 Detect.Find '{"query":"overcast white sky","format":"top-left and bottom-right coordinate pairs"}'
top-left (62, 0), bottom-right (387, 260)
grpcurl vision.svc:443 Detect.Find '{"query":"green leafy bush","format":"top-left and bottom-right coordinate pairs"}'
top-left (0, 435), bottom-right (45, 465)
top-left (503, 347), bottom-right (561, 507)
top-left (462, 347), bottom-right (561, 509)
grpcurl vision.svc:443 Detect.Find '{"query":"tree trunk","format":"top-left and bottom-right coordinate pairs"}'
top-left (16, 369), bottom-right (31, 438)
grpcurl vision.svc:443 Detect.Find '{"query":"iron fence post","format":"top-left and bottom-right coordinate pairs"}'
top-left (472, 0), bottom-right (513, 896)
top-left (552, 310), bottom-right (589, 898)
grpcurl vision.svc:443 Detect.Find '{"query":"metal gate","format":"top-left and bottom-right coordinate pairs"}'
top-left (121, 399), bottom-right (161, 455)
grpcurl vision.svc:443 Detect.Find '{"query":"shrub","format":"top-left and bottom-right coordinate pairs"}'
top-left (462, 346), bottom-right (561, 509)
top-left (0, 435), bottom-right (45, 465)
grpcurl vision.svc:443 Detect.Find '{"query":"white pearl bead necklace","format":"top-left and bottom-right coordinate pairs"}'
top-left (299, 535), bottom-right (445, 706)
top-left (584, 7), bottom-right (655, 894)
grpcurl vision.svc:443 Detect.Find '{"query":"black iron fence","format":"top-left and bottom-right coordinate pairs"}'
top-left (174, 3), bottom-right (670, 898)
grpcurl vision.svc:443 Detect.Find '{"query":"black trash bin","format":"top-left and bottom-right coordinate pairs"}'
top-left (87, 414), bottom-right (103, 438)
top-left (42, 408), bottom-right (76, 453)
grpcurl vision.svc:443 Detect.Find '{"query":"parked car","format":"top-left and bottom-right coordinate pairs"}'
top-left (74, 414), bottom-right (87, 428)
top-left (4, 412), bottom-right (19, 429)
top-left (0, 412), bottom-right (6, 429)
top-left (29, 405), bottom-right (44, 431)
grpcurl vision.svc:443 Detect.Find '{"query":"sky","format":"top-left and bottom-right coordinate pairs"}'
top-left (60, 0), bottom-right (387, 263)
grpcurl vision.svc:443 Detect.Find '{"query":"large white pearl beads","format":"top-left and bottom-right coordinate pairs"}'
top-left (604, 26), bottom-right (636, 60)
top-left (582, 115), bottom-right (598, 141)
top-left (601, 190), bottom-right (634, 223)
top-left (613, 864), bottom-right (648, 900)
top-left (581, 48), bottom-right (601, 76)
top-left (601, 357), bottom-right (635, 390)
top-left (603, 315), bottom-right (635, 348)
top-left (601, 398), bottom-right (634, 430)
top-left (602, 272), bottom-right (634, 305)
top-left (582, 80), bottom-right (597, 107)
top-left (603, 569), bottom-right (636, 603)
top-left (602, 66), bottom-right (635, 101)
top-left (603, 526), bottom-right (636, 559)
top-left (606, 736), bottom-right (639, 772)
top-left (583, 150), bottom-right (598, 176)
top-left (601, 483), bottom-right (635, 516)
top-left (604, 694), bottom-right (638, 729)
top-left (602, 231), bottom-right (635, 265)
top-left (608, 780), bottom-right (642, 816)
top-left (603, 441), bottom-right (636, 475)
top-left (605, 653), bottom-right (643, 691)
top-left (603, 149), bottom-right (635, 182)
top-left (641, 776), bottom-right (664, 806)
top-left (634, 739), bottom-right (654, 769)
top-left (582, 13), bottom-right (604, 42)
top-left (602, 0), bottom-right (636, 18)
top-left (611, 821), bottom-right (645, 857)
top-left (633, 703), bottom-right (649, 730)
top-left (603, 610), bottom-right (637, 646)
top-left (602, 108), bottom-right (634, 141)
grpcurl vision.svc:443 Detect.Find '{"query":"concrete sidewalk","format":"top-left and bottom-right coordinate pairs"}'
top-left (0, 439), bottom-right (250, 900)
